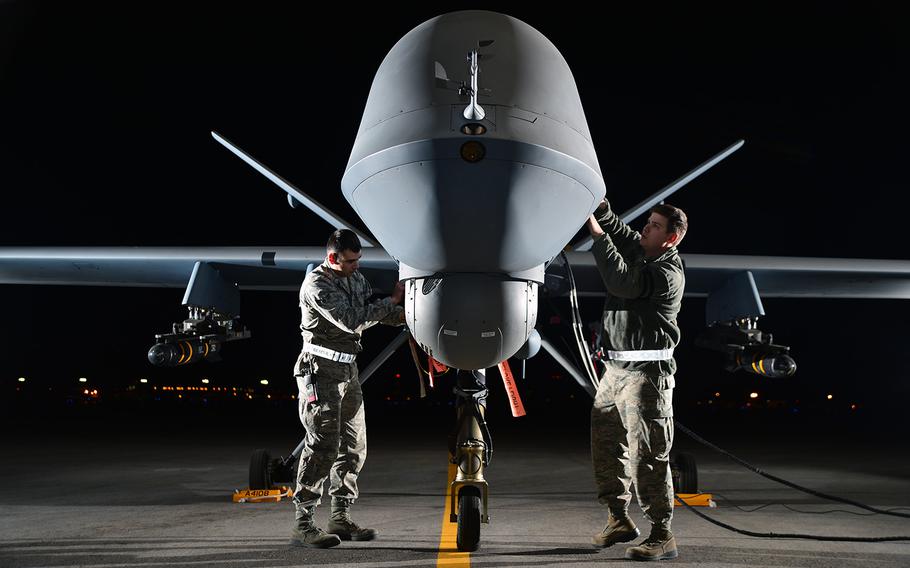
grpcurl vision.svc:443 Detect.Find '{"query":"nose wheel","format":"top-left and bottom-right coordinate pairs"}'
top-left (456, 486), bottom-right (482, 552)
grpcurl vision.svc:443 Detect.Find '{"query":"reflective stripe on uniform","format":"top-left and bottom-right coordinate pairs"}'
top-left (607, 348), bottom-right (674, 361)
top-left (302, 343), bottom-right (357, 363)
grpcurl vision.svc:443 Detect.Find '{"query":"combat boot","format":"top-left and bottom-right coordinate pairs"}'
top-left (289, 507), bottom-right (342, 548)
top-left (327, 498), bottom-right (377, 541)
top-left (625, 526), bottom-right (678, 561)
top-left (592, 513), bottom-right (640, 548)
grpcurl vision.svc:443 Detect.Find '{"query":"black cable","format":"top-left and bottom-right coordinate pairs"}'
top-left (560, 251), bottom-right (599, 389)
top-left (675, 495), bottom-right (910, 542)
top-left (543, 296), bottom-right (583, 370)
top-left (711, 492), bottom-right (910, 516)
top-left (675, 420), bottom-right (910, 519)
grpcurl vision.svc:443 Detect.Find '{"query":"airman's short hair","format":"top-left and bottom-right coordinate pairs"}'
top-left (327, 229), bottom-right (362, 254)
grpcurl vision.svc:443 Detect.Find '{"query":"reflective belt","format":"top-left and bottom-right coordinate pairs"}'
top-left (302, 343), bottom-right (357, 363)
top-left (607, 348), bottom-right (674, 361)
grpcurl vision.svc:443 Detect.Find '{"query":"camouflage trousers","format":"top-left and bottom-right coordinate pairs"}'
top-left (293, 352), bottom-right (366, 515)
top-left (591, 366), bottom-right (675, 530)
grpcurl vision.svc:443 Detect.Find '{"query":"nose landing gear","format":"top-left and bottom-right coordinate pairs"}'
top-left (449, 369), bottom-right (492, 552)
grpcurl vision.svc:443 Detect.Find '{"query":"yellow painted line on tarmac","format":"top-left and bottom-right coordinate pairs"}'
top-left (437, 462), bottom-right (470, 567)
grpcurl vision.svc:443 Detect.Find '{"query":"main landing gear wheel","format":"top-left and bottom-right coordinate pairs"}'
top-left (671, 452), bottom-right (698, 493)
top-left (456, 487), bottom-right (482, 552)
top-left (249, 448), bottom-right (272, 489)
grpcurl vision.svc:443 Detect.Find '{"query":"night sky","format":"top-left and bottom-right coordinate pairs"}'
top-left (2, 3), bottom-right (909, 422)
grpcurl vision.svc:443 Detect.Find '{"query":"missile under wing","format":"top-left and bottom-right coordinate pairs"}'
top-left (341, 10), bottom-right (606, 369)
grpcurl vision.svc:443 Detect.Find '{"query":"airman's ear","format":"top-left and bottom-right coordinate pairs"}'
top-left (666, 232), bottom-right (680, 246)
top-left (328, 252), bottom-right (337, 264)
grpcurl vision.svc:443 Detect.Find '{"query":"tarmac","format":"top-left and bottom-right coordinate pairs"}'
top-left (1, 409), bottom-right (909, 568)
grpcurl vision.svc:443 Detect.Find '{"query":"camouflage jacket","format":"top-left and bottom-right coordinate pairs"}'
top-left (299, 261), bottom-right (404, 356)
top-left (590, 201), bottom-right (685, 376)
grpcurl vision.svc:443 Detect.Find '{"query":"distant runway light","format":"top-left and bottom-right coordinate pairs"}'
top-left (202, 378), bottom-right (210, 384)
top-left (140, 378), bottom-right (148, 384)
top-left (18, 377), bottom-right (26, 383)
top-left (78, 377), bottom-right (88, 383)
top-left (260, 379), bottom-right (269, 385)
top-left (749, 392), bottom-right (759, 399)
top-left (714, 392), bottom-right (720, 397)
top-left (826, 394), bottom-right (833, 400)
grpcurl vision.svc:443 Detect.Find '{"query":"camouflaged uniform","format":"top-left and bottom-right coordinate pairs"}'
top-left (589, 201), bottom-right (684, 532)
top-left (292, 260), bottom-right (403, 515)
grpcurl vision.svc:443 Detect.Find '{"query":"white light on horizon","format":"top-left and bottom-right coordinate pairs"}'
top-left (140, 379), bottom-right (148, 384)
top-left (18, 377), bottom-right (26, 382)
top-left (78, 377), bottom-right (88, 383)
top-left (260, 379), bottom-right (269, 385)
top-left (202, 378), bottom-right (210, 384)
top-left (749, 392), bottom-right (759, 399)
